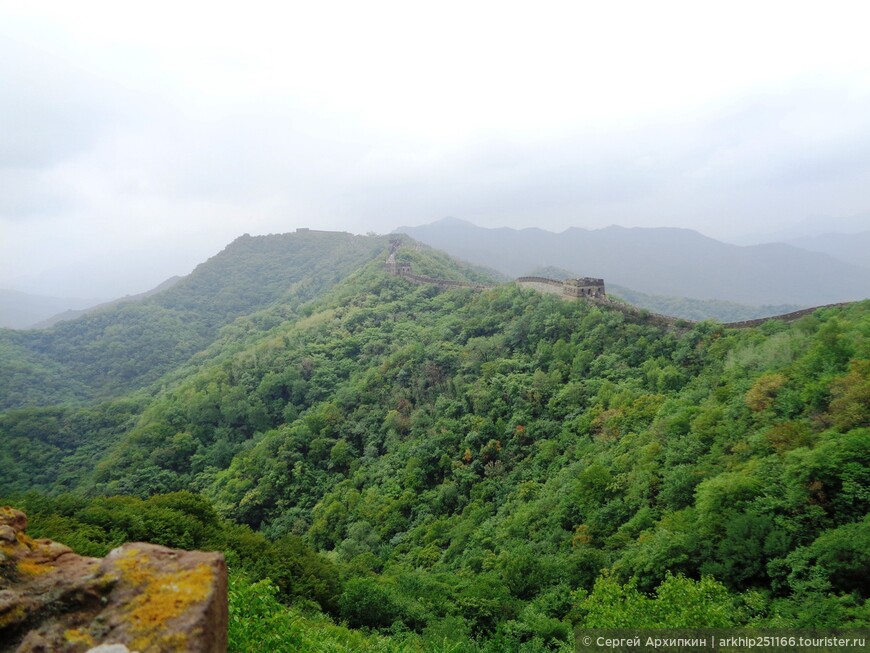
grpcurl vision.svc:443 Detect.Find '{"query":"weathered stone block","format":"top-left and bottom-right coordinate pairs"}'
top-left (0, 507), bottom-right (227, 653)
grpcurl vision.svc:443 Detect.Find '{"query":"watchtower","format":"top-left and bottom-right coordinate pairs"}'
top-left (562, 278), bottom-right (606, 298)
top-left (385, 237), bottom-right (411, 275)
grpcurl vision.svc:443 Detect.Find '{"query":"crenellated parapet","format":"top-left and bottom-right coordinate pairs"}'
top-left (516, 276), bottom-right (606, 298)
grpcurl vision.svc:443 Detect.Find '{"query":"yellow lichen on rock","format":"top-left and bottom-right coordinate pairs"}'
top-left (113, 547), bottom-right (214, 652)
top-left (154, 631), bottom-right (190, 651)
top-left (0, 603), bottom-right (26, 629)
top-left (16, 530), bottom-right (34, 548)
top-left (0, 510), bottom-right (227, 653)
top-left (17, 559), bottom-right (54, 575)
top-left (126, 563), bottom-right (212, 629)
top-left (64, 628), bottom-right (95, 646)
top-left (0, 507), bottom-right (25, 525)
top-left (113, 547), bottom-right (147, 586)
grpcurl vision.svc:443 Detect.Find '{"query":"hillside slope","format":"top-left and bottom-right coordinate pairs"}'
top-left (1, 241), bottom-right (867, 649)
top-left (0, 231), bottom-right (389, 409)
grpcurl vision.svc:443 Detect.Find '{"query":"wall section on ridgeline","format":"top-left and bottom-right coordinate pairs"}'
top-left (384, 241), bottom-right (860, 330)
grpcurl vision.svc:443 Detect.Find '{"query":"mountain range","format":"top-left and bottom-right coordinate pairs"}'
top-left (396, 218), bottom-right (870, 307)
top-left (3, 220), bottom-right (867, 330)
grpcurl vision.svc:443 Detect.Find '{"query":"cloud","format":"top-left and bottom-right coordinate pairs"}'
top-left (2, 2), bottom-right (870, 295)
top-left (338, 81), bottom-right (870, 231)
top-left (0, 38), bottom-right (124, 170)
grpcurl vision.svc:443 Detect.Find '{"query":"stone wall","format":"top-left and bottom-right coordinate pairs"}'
top-left (515, 278), bottom-right (565, 296)
top-left (385, 242), bottom-right (857, 330)
top-left (720, 302), bottom-right (854, 329)
top-left (384, 240), bottom-right (493, 289)
top-left (515, 276), bottom-right (606, 298)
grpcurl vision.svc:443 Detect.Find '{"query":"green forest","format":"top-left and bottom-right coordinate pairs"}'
top-left (1, 232), bottom-right (868, 651)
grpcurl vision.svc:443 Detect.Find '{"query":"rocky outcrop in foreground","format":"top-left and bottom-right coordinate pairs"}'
top-left (0, 507), bottom-right (227, 653)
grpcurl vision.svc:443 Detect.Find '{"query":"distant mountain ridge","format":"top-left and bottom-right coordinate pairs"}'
top-left (524, 266), bottom-right (803, 322)
top-left (30, 276), bottom-right (183, 329)
top-left (786, 231), bottom-right (870, 269)
top-left (396, 218), bottom-right (870, 306)
top-left (0, 289), bottom-right (103, 329)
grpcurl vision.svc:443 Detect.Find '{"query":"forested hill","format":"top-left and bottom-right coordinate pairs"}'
top-left (1, 239), bottom-right (868, 650)
top-left (0, 231), bottom-right (390, 409)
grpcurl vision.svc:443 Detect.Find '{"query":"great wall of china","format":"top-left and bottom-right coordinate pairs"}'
top-left (384, 238), bottom-right (857, 329)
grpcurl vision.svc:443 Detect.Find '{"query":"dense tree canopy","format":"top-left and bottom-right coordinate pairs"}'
top-left (0, 231), bottom-right (389, 409)
top-left (2, 236), bottom-right (867, 651)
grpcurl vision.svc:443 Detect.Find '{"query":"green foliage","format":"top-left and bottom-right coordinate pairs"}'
top-left (0, 232), bottom-right (390, 410)
top-left (784, 515), bottom-right (870, 597)
top-left (340, 577), bottom-right (400, 629)
top-left (828, 360), bottom-right (870, 430)
top-left (574, 573), bottom-right (741, 628)
top-left (0, 399), bottom-right (143, 494)
top-left (228, 574), bottom-right (303, 652)
top-left (2, 492), bottom-right (342, 613)
top-left (1, 240), bottom-right (868, 649)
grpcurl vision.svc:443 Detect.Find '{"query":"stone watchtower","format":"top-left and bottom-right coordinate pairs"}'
top-left (385, 238), bottom-right (412, 276)
top-left (386, 260), bottom-right (412, 276)
top-left (562, 278), bottom-right (606, 298)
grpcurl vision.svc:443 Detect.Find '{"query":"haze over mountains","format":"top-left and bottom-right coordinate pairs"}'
top-left (729, 212), bottom-right (870, 246)
top-left (397, 218), bottom-right (870, 307)
top-left (0, 289), bottom-right (102, 330)
top-left (786, 231), bottom-right (870, 270)
top-left (2, 219), bottom-right (868, 330)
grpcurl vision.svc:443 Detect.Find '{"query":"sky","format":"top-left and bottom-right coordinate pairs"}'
top-left (2, 0), bottom-right (870, 298)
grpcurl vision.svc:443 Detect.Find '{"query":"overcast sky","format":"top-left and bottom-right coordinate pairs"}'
top-left (2, 1), bottom-right (870, 298)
